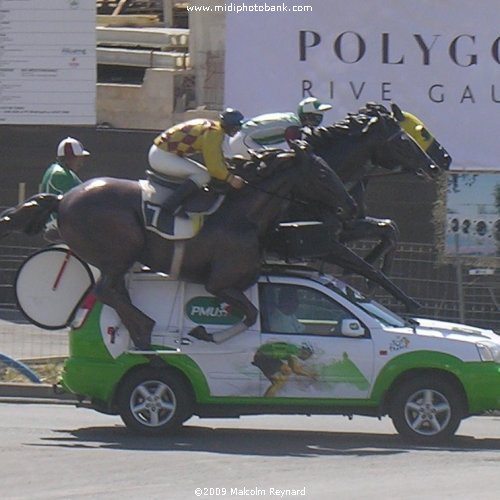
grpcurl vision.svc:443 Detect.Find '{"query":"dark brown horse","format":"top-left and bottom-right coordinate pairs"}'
top-left (0, 146), bottom-right (357, 348)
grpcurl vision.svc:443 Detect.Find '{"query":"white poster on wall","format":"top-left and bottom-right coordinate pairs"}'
top-left (446, 173), bottom-right (500, 257)
top-left (0, 0), bottom-right (96, 125)
top-left (225, 0), bottom-right (500, 171)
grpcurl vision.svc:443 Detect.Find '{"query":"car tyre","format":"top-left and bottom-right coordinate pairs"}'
top-left (390, 376), bottom-right (464, 444)
top-left (117, 368), bottom-right (192, 435)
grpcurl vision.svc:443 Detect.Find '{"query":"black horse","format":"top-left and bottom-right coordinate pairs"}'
top-left (301, 102), bottom-right (451, 275)
top-left (0, 146), bottom-right (357, 348)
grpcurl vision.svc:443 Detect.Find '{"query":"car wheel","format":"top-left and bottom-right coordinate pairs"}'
top-left (117, 368), bottom-right (192, 435)
top-left (390, 376), bottom-right (464, 444)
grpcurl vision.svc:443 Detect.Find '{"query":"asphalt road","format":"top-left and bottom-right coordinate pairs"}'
top-left (0, 404), bottom-right (499, 500)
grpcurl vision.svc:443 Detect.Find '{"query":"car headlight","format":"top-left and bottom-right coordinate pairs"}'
top-left (476, 342), bottom-right (500, 363)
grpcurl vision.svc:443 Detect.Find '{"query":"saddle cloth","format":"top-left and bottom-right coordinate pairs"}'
top-left (139, 178), bottom-right (224, 240)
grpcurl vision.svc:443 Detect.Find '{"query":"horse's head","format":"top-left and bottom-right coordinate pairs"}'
top-left (363, 105), bottom-right (442, 180)
top-left (391, 103), bottom-right (452, 171)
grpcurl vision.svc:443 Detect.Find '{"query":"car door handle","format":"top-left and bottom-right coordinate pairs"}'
top-left (175, 337), bottom-right (193, 345)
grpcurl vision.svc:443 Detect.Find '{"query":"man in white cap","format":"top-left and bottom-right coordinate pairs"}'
top-left (40, 137), bottom-right (90, 241)
top-left (40, 137), bottom-right (90, 196)
top-left (227, 97), bottom-right (332, 159)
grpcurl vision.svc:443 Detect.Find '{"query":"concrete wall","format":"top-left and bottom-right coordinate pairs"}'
top-left (0, 125), bottom-right (156, 208)
top-left (189, 1), bottom-right (226, 109)
top-left (96, 4), bottom-right (227, 129)
top-left (97, 68), bottom-right (195, 130)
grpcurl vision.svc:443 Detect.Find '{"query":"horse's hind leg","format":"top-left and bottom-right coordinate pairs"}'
top-left (210, 286), bottom-right (259, 327)
top-left (94, 274), bottom-right (154, 350)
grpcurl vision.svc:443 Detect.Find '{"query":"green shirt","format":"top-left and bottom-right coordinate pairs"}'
top-left (241, 112), bottom-right (301, 146)
top-left (40, 163), bottom-right (82, 224)
top-left (40, 163), bottom-right (82, 196)
top-left (256, 342), bottom-right (302, 360)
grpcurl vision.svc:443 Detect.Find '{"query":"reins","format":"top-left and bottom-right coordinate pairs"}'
top-left (241, 177), bottom-right (309, 206)
top-left (235, 154), bottom-right (317, 207)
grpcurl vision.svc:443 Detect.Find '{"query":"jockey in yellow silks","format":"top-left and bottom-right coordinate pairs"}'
top-left (148, 109), bottom-right (246, 214)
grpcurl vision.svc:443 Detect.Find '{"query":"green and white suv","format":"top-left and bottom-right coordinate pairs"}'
top-left (60, 265), bottom-right (500, 444)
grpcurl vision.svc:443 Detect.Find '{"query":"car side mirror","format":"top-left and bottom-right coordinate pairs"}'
top-left (340, 319), bottom-right (365, 337)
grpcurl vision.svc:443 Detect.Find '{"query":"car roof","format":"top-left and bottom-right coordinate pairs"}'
top-left (259, 262), bottom-right (334, 286)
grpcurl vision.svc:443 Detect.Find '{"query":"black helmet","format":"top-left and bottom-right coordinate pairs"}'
top-left (300, 342), bottom-right (314, 357)
top-left (220, 108), bottom-right (244, 128)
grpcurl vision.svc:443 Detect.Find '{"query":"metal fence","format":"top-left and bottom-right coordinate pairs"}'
top-left (0, 242), bottom-right (70, 362)
top-left (344, 241), bottom-right (500, 331)
top-left (0, 241), bottom-right (499, 362)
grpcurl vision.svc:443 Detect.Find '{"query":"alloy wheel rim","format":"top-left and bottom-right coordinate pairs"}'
top-left (130, 380), bottom-right (176, 427)
top-left (404, 388), bottom-right (451, 436)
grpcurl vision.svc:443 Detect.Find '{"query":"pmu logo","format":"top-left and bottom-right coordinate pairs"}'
top-left (186, 297), bottom-right (244, 325)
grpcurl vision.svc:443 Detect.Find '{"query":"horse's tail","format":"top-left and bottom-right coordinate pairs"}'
top-left (0, 194), bottom-right (61, 239)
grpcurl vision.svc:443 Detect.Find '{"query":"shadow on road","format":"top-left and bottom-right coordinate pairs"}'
top-left (36, 424), bottom-right (500, 456)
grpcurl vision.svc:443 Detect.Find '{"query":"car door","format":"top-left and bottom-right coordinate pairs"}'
top-left (257, 280), bottom-right (374, 399)
top-left (178, 283), bottom-right (262, 397)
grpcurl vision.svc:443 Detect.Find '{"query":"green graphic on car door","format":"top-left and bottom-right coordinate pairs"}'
top-left (252, 342), bottom-right (369, 398)
top-left (318, 352), bottom-right (369, 390)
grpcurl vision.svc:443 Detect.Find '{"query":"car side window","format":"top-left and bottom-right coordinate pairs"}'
top-left (259, 284), bottom-right (361, 336)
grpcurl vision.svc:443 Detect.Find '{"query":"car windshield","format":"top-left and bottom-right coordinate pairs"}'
top-left (324, 277), bottom-right (408, 327)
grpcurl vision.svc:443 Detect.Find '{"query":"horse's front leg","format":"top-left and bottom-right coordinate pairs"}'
top-left (189, 286), bottom-right (258, 344)
top-left (361, 217), bottom-right (400, 275)
top-left (323, 241), bottom-right (420, 312)
top-left (340, 216), bottom-right (400, 275)
top-left (0, 205), bottom-right (15, 239)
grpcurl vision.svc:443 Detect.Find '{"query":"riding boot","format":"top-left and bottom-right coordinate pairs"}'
top-left (162, 179), bottom-right (199, 215)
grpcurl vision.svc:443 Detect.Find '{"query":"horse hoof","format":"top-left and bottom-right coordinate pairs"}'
top-left (189, 326), bottom-right (214, 343)
top-left (129, 333), bottom-right (152, 350)
top-left (132, 341), bottom-right (152, 350)
top-left (244, 317), bottom-right (256, 327)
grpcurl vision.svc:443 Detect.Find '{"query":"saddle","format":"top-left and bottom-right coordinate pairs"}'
top-left (140, 170), bottom-right (225, 240)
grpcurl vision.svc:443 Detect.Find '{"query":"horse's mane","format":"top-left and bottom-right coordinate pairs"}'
top-left (230, 149), bottom-right (296, 183)
top-left (304, 102), bottom-right (391, 149)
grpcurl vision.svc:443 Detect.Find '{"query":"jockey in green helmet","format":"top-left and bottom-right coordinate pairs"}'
top-left (227, 97), bottom-right (332, 158)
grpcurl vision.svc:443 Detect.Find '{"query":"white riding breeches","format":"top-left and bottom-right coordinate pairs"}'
top-left (148, 145), bottom-right (211, 187)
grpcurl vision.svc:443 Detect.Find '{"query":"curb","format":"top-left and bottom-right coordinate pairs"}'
top-left (0, 382), bottom-right (77, 404)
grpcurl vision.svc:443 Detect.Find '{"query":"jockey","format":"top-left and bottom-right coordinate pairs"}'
top-left (148, 109), bottom-right (246, 215)
top-left (40, 137), bottom-right (90, 242)
top-left (228, 97), bottom-right (332, 158)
